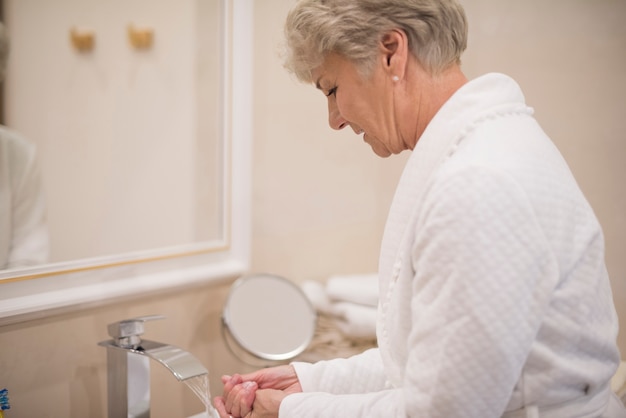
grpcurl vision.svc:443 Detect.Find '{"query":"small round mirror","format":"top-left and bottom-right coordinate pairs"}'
top-left (222, 274), bottom-right (317, 363)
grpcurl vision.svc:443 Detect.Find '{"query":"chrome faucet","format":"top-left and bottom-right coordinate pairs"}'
top-left (98, 315), bottom-right (208, 418)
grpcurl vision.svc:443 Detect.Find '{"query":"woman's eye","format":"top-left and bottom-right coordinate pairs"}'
top-left (326, 87), bottom-right (337, 97)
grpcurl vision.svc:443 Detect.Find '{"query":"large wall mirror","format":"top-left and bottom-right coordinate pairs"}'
top-left (0, 0), bottom-right (252, 323)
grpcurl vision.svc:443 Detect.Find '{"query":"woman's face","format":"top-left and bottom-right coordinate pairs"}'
top-left (311, 53), bottom-right (408, 157)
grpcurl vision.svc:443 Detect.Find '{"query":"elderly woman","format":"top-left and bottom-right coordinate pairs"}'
top-left (215, 0), bottom-right (625, 417)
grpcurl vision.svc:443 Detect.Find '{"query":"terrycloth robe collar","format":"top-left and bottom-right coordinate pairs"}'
top-left (376, 72), bottom-right (534, 387)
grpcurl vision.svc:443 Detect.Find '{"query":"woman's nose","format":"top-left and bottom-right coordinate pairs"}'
top-left (328, 101), bottom-right (347, 130)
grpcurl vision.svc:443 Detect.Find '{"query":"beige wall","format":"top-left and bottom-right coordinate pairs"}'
top-left (0, 1), bottom-right (624, 417)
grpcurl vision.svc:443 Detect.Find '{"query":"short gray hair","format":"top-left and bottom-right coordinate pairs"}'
top-left (283, 0), bottom-right (468, 83)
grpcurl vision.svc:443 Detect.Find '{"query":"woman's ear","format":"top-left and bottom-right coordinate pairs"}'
top-left (380, 29), bottom-right (408, 79)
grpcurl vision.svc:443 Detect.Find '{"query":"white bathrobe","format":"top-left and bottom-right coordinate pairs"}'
top-left (0, 126), bottom-right (49, 270)
top-left (280, 73), bottom-right (624, 417)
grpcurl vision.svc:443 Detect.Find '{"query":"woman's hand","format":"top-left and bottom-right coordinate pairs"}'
top-left (214, 365), bottom-right (302, 418)
top-left (239, 365), bottom-right (302, 392)
top-left (246, 389), bottom-right (288, 418)
top-left (214, 374), bottom-right (257, 418)
top-left (214, 388), bottom-right (288, 418)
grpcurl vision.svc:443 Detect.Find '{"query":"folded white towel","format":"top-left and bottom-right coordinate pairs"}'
top-left (326, 273), bottom-right (379, 307)
top-left (330, 301), bottom-right (377, 340)
top-left (301, 278), bottom-right (378, 340)
top-left (301, 280), bottom-right (332, 313)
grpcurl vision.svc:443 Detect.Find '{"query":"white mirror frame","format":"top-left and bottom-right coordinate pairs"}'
top-left (0, 0), bottom-right (252, 326)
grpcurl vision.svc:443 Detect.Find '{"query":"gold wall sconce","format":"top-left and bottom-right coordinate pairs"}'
top-left (70, 27), bottom-right (95, 52)
top-left (128, 24), bottom-right (154, 50)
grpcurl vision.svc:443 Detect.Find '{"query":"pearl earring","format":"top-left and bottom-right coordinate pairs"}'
top-left (392, 75), bottom-right (400, 82)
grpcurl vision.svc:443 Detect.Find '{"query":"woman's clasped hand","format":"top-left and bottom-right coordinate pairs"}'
top-left (214, 365), bottom-right (302, 418)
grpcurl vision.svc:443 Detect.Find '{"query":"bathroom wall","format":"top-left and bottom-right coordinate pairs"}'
top-left (251, 0), bottom-right (626, 353)
top-left (0, 1), bottom-right (624, 417)
top-left (0, 281), bottom-right (255, 417)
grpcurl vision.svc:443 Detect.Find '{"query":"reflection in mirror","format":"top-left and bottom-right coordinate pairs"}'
top-left (1, 0), bottom-right (227, 275)
top-left (222, 274), bottom-right (317, 365)
top-left (0, 21), bottom-right (49, 270)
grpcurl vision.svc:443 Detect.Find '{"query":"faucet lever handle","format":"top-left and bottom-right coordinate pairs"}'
top-left (107, 315), bottom-right (166, 348)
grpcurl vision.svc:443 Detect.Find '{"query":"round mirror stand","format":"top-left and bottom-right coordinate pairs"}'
top-left (222, 274), bottom-right (317, 366)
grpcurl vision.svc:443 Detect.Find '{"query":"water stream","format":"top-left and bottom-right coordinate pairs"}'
top-left (184, 374), bottom-right (220, 418)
